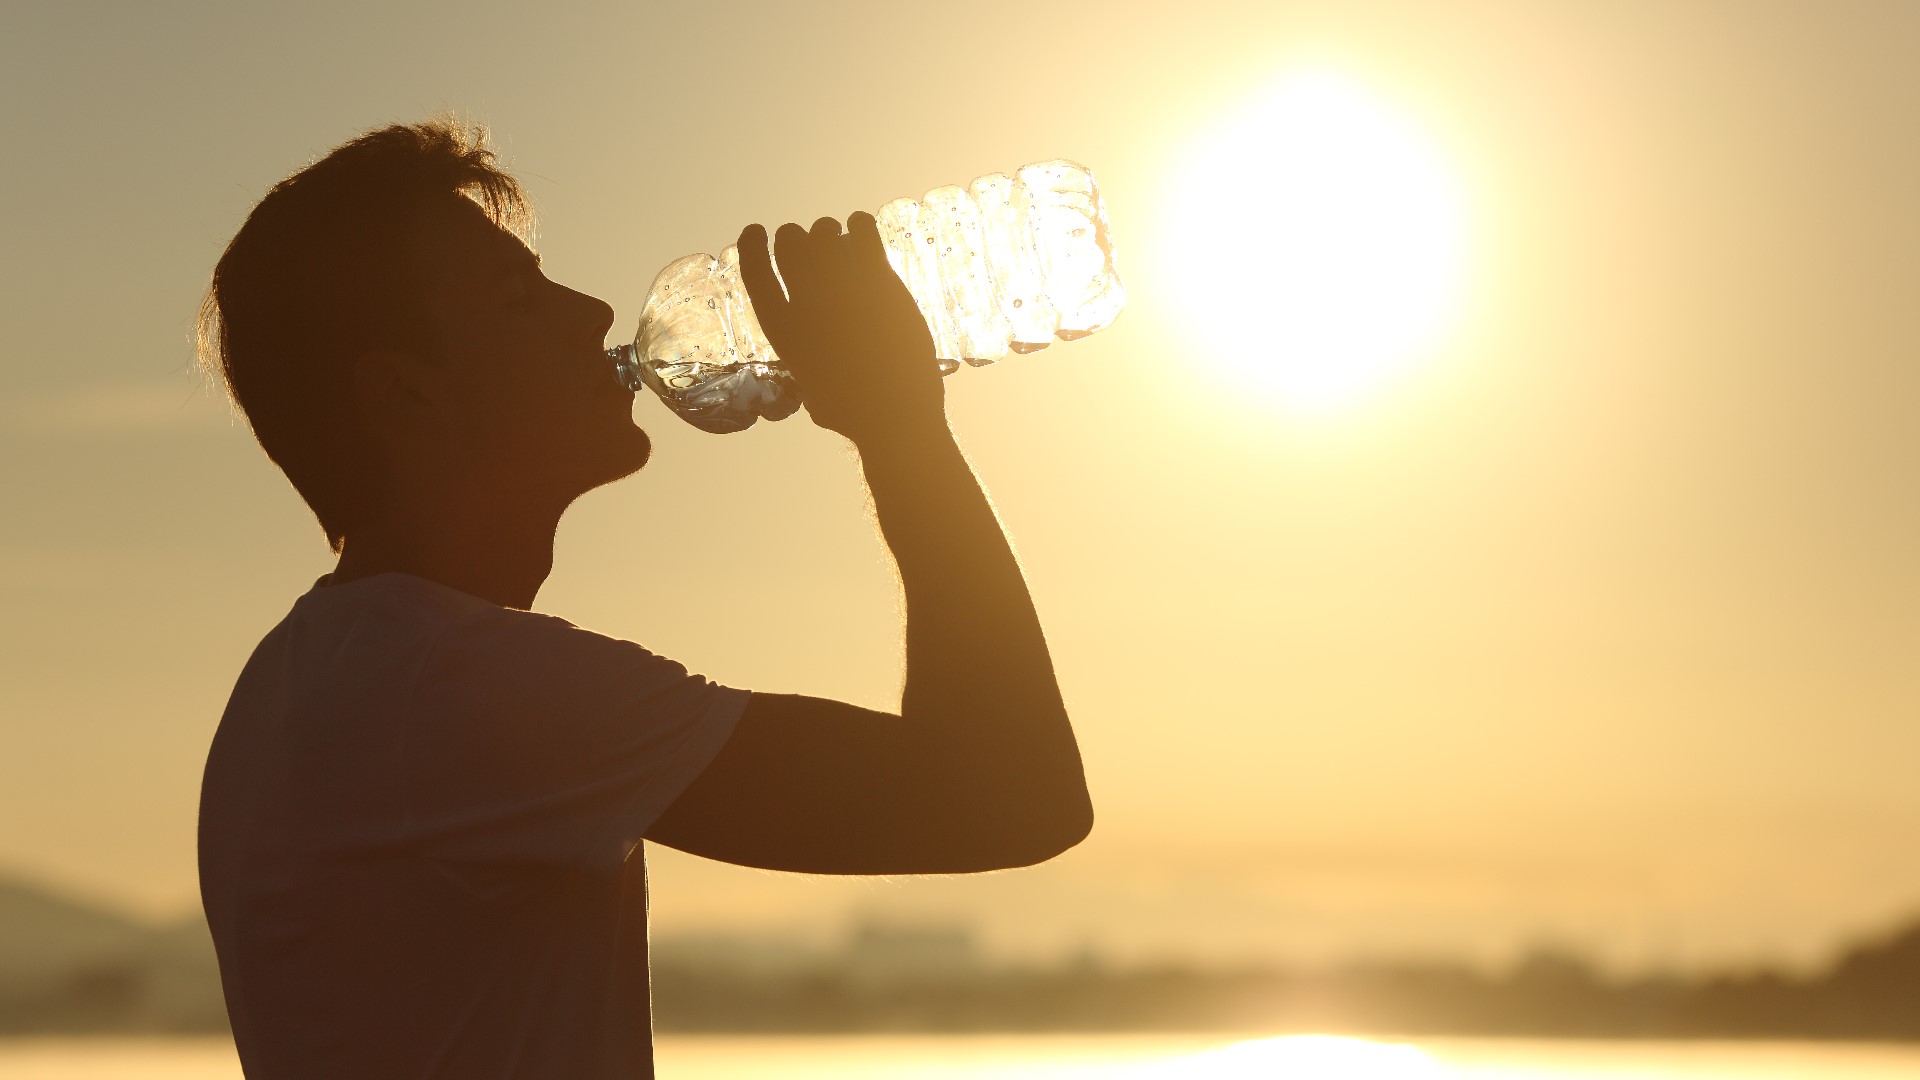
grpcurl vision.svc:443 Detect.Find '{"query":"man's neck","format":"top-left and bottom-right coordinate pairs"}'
top-left (330, 496), bottom-right (566, 610)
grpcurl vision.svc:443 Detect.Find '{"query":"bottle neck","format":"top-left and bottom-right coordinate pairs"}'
top-left (606, 344), bottom-right (642, 392)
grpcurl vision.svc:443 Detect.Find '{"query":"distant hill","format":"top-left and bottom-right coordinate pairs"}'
top-left (0, 876), bottom-right (151, 981)
top-left (0, 875), bottom-right (226, 1033)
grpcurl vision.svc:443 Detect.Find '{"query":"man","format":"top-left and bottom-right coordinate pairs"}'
top-left (196, 119), bottom-right (1092, 1078)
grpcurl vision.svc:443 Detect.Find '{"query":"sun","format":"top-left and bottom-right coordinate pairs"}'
top-left (1164, 67), bottom-right (1470, 415)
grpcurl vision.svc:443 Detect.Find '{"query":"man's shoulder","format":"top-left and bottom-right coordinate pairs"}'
top-left (247, 569), bottom-right (718, 719)
top-left (299, 571), bottom-right (501, 623)
top-left (275, 571), bottom-right (558, 657)
top-left (217, 573), bottom-right (519, 724)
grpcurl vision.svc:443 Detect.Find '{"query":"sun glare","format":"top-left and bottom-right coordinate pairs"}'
top-left (1165, 67), bottom-right (1470, 415)
top-left (1186, 1035), bottom-right (1445, 1078)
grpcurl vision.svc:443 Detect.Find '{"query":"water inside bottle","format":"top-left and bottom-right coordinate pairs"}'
top-left (608, 344), bottom-right (800, 434)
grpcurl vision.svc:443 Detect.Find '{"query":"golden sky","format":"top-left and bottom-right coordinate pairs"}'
top-left (2, 0), bottom-right (1915, 973)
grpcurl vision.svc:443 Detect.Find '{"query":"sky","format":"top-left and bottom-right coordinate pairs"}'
top-left (2, 0), bottom-right (1916, 975)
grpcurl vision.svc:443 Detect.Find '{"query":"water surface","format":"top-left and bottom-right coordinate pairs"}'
top-left (4, 1034), bottom-right (1919, 1078)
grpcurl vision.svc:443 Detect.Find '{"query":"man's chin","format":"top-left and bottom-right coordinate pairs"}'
top-left (564, 426), bottom-right (651, 499)
top-left (606, 428), bottom-right (652, 483)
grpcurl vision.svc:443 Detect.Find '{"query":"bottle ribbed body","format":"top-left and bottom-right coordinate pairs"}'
top-left (612, 159), bottom-right (1125, 433)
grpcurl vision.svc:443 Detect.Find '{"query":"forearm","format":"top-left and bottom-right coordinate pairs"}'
top-left (856, 421), bottom-right (1089, 816)
top-left (688, 216), bottom-right (1091, 869)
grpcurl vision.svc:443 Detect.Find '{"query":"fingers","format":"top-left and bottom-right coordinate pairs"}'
top-left (737, 223), bottom-right (790, 340)
top-left (847, 211), bottom-right (886, 267)
top-left (848, 210), bottom-right (890, 282)
top-left (749, 212), bottom-right (878, 356)
top-left (805, 216), bottom-right (850, 293)
top-left (772, 221), bottom-right (813, 299)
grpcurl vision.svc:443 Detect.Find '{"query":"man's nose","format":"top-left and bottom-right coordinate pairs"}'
top-left (573, 287), bottom-right (616, 342)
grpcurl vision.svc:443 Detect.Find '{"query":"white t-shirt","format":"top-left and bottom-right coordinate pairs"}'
top-left (198, 572), bottom-right (748, 1079)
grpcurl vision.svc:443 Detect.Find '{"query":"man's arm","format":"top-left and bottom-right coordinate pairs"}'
top-left (644, 215), bottom-right (1092, 874)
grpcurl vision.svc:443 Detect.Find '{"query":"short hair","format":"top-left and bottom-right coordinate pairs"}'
top-left (197, 117), bottom-right (535, 554)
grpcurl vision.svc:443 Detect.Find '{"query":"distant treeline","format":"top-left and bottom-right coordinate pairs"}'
top-left (5, 873), bottom-right (1920, 1038)
top-left (651, 923), bottom-right (1920, 1038)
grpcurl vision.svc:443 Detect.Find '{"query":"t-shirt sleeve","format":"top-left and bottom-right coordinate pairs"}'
top-left (401, 607), bottom-right (748, 875)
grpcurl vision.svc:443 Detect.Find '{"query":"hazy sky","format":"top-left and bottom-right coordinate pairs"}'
top-left (3, 0), bottom-right (1916, 974)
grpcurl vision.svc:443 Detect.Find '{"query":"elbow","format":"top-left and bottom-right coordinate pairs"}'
top-left (997, 784), bottom-right (1093, 869)
top-left (1056, 786), bottom-right (1095, 853)
top-left (902, 786), bottom-right (1090, 875)
top-left (1047, 798), bottom-right (1095, 861)
top-left (939, 739), bottom-right (1093, 871)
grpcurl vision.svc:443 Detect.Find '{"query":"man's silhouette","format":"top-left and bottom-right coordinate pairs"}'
top-left (196, 120), bottom-right (1092, 1078)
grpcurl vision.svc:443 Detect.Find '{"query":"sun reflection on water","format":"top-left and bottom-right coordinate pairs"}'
top-left (1165, 1034), bottom-right (1443, 1079)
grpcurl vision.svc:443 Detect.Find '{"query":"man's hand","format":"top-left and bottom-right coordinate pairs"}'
top-left (737, 216), bottom-right (945, 446)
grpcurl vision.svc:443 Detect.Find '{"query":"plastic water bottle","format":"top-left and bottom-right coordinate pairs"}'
top-left (606, 159), bottom-right (1126, 433)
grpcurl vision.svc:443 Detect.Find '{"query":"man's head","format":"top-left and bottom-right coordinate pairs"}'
top-left (199, 119), bottom-right (646, 554)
